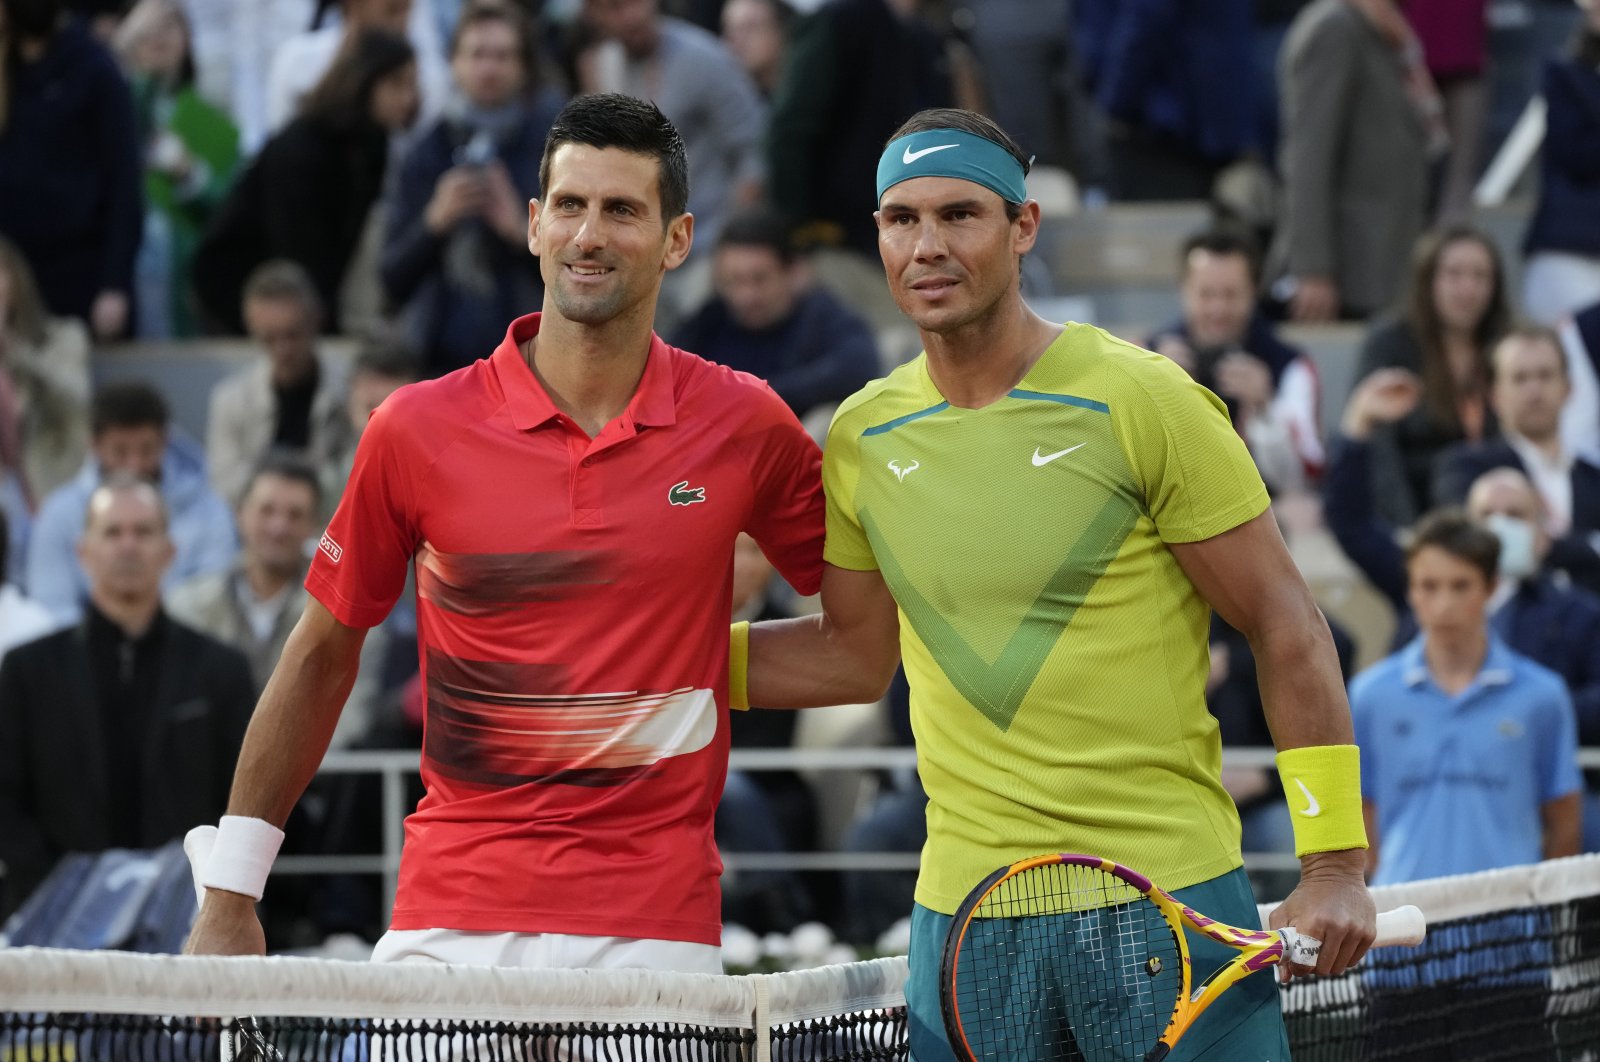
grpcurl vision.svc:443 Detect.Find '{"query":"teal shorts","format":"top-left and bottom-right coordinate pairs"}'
top-left (905, 866), bottom-right (1291, 1062)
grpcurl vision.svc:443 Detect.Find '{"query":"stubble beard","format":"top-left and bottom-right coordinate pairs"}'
top-left (550, 276), bottom-right (629, 327)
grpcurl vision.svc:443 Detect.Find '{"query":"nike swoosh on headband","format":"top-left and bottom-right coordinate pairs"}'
top-left (903, 143), bottom-right (959, 164)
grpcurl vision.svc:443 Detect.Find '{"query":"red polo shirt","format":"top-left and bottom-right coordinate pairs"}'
top-left (306, 314), bottom-right (825, 944)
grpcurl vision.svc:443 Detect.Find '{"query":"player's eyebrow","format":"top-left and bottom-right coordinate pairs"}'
top-left (881, 197), bottom-right (990, 215)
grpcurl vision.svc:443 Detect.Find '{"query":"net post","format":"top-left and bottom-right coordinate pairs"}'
top-left (753, 973), bottom-right (773, 1062)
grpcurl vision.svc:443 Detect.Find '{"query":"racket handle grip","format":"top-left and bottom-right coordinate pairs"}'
top-left (1281, 904), bottom-right (1427, 964)
top-left (1374, 904), bottom-right (1426, 947)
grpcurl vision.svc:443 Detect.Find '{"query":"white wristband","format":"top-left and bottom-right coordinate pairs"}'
top-left (197, 816), bottom-right (285, 901)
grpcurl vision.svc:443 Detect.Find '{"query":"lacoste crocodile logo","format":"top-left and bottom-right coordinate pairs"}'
top-left (668, 481), bottom-right (706, 506)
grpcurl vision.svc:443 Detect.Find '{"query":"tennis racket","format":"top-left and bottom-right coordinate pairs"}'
top-left (939, 853), bottom-right (1425, 1062)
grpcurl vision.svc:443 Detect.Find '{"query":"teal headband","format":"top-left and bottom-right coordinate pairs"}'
top-left (876, 128), bottom-right (1028, 205)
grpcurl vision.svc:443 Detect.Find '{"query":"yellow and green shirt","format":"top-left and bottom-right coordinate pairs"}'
top-left (823, 323), bottom-right (1271, 915)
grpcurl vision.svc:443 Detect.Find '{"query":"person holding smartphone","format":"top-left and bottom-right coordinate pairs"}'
top-left (382, 2), bottom-right (566, 377)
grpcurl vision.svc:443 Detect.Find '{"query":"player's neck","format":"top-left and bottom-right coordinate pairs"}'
top-left (1422, 627), bottom-right (1489, 694)
top-left (922, 298), bottom-right (1061, 409)
top-left (524, 311), bottom-right (654, 438)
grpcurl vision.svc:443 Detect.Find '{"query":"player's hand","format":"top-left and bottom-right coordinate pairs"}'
top-left (1270, 849), bottom-right (1376, 981)
top-left (184, 889), bottom-right (267, 956)
top-left (1340, 368), bottom-right (1423, 440)
top-left (1288, 276), bottom-right (1339, 323)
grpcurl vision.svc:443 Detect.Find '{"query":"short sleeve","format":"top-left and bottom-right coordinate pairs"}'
top-left (1115, 358), bottom-right (1271, 543)
top-left (743, 391), bottom-right (827, 597)
top-left (1536, 678), bottom-right (1583, 803)
top-left (304, 398), bottom-right (419, 628)
top-left (821, 409), bottom-right (877, 572)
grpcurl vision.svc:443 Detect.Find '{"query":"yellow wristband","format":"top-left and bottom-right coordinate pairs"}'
top-left (729, 621), bottom-right (750, 711)
top-left (1275, 744), bottom-right (1368, 856)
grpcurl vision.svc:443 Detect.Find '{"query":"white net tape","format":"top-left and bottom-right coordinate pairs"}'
top-left (0, 947), bottom-right (907, 1031)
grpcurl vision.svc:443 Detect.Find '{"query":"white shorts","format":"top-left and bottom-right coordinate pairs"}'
top-left (371, 926), bottom-right (723, 973)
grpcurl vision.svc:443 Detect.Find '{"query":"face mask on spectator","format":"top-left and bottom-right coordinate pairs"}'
top-left (1483, 514), bottom-right (1538, 582)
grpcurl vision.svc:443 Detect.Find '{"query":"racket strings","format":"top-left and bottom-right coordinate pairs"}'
top-left (953, 862), bottom-right (1183, 1062)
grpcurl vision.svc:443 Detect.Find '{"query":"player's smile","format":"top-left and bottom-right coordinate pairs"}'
top-left (563, 262), bottom-right (616, 284)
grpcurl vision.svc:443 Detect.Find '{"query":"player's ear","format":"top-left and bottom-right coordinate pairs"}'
top-left (527, 199), bottom-right (541, 256)
top-left (663, 212), bottom-right (694, 272)
top-left (1012, 200), bottom-right (1042, 257)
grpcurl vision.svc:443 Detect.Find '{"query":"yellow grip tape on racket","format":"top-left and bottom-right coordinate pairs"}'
top-left (1275, 744), bottom-right (1368, 856)
top-left (729, 621), bottom-right (750, 711)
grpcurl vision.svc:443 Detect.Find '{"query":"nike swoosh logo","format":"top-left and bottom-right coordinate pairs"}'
top-left (1032, 443), bottom-right (1086, 466)
top-left (1294, 778), bottom-right (1322, 818)
top-left (903, 143), bottom-right (958, 164)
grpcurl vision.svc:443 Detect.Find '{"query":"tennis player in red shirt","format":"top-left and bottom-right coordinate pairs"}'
top-left (183, 94), bottom-right (826, 972)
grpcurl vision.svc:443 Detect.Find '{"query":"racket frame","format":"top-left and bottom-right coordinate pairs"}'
top-left (939, 853), bottom-right (1292, 1062)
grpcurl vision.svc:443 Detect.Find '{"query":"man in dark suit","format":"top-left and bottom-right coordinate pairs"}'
top-left (1435, 326), bottom-right (1600, 593)
top-left (0, 474), bottom-right (254, 919)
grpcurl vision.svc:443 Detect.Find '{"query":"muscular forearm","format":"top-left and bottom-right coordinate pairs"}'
top-left (748, 614), bottom-right (897, 709)
top-left (1250, 598), bottom-right (1354, 751)
top-left (746, 563), bottom-right (901, 709)
top-left (225, 604), bottom-right (367, 826)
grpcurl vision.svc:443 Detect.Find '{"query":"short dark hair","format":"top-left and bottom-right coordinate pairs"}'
top-left (1180, 226), bottom-right (1262, 285)
top-left (717, 206), bottom-right (798, 265)
top-left (539, 93), bottom-right (689, 223)
top-left (449, 0), bottom-right (541, 83)
top-left (91, 382), bottom-right (170, 437)
top-left (242, 454), bottom-right (323, 510)
top-left (1490, 324), bottom-right (1567, 383)
top-left (243, 258), bottom-right (323, 318)
top-left (886, 108), bottom-right (1031, 220)
top-left (1406, 508), bottom-right (1500, 587)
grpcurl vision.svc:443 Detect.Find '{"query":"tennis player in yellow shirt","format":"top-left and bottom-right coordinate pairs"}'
top-left (735, 108), bottom-right (1376, 1061)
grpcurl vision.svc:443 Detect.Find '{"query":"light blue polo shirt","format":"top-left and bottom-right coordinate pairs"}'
top-left (1350, 637), bottom-right (1581, 887)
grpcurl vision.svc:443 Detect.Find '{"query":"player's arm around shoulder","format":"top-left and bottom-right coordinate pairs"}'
top-left (1169, 513), bottom-right (1377, 978)
top-left (746, 563), bottom-right (901, 710)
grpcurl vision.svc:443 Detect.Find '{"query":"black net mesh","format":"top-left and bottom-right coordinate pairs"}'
top-left (1282, 894), bottom-right (1600, 1061)
top-left (4, 859), bottom-right (1599, 1062)
top-left (1, 1013), bottom-right (759, 1061)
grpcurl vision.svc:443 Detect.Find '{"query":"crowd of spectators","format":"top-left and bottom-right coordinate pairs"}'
top-left (2, 0), bottom-right (1599, 947)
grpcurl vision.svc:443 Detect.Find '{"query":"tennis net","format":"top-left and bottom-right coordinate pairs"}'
top-left (1271, 853), bottom-right (1600, 1060)
top-left (2, 854), bottom-right (1597, 1061)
